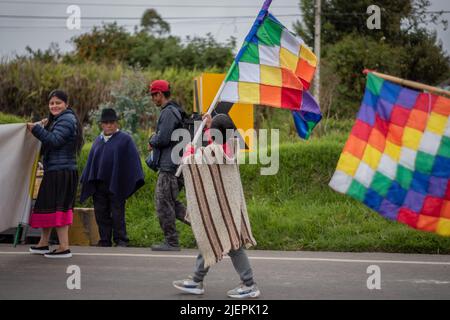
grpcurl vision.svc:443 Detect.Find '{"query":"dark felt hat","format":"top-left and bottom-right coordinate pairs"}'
top-left (100, 108), bottom-right (118, 122)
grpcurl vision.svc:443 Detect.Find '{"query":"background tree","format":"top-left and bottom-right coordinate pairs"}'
top-left (140, 8), bottom-right (171, 36)
top-left (69, 10), bottom-right (235, 70)
top-left (294, 0), bottom-right (450, 118)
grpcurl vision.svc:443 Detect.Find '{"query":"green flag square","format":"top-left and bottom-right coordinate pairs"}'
top-left (396, 165), bottom-right (414, 190)
top-left (347, 180), bottom-right (367, 202)
top-left (257, 17), bottom-right (283, 47)
top-left (415, 151), bottom-right (435, 174)
top-left (225, 61), bottom-right (239, 82)
top-left (366, 73), bottom-right (384, 96)
top-left (438, 136), bottom-right (450, 158)
top-left (240, 42), bottom-right (260, 64)
top-left (370, 172), bottom-right (392, 197)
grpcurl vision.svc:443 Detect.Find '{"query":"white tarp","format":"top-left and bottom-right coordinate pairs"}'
top-left (0, 124), bottom-right (41, 232)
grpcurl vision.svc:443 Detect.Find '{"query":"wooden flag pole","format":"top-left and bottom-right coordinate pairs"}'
top-left (363, 69), bottom-right (450, 98)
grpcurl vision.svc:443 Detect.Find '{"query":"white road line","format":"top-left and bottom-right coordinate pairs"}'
top-left (1, 251), bottom-right (450, 266)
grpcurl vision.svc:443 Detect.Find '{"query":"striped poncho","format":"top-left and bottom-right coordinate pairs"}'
top-left (182, 142), bottom-right (257, 268)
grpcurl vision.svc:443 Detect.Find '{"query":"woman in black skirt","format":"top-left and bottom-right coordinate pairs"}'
top-left (26, 90), bottom-right (83, 258)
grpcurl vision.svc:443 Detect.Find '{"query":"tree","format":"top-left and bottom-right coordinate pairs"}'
top-left (70, 22), bottom-right (235, 70)
top-left (294, 0), bottom-right (450, 118)
top-left (71, 22), bottom-right (132, 63)
top-left (294, 0), bottom-right (448, 46)
top-left (140, 9), bottom-right (170, 36)
top-left (326, 34), bottom-right (406, 117)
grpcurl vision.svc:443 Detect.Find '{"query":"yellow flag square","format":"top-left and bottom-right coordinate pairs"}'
top-left (280, 47), bottom-right (298, 71)
top-left (336, 152), bottom-right (361, 176)
top-left (384, 141), bottom-right (401, 161)
top-left (436, 218), bottom-right (450, 237)
top-left (299, 45), bottom-right (317, 67)
top-left (362, 144), bottom-right (383, 170)
top-left (426, 112), bottom-right (447, 135)
top-left (260, 65), bottom-right (282, 87)
top-left (402, 127), bottom-right (423, 150)
top-left (238, 82), bottom-right (260, 105)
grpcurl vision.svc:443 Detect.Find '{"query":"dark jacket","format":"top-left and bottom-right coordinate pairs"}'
top-left (149, 101), bottom-right (185, 173)
top-left (31, 108), bottom-right (78, 172)
top-left (79, 130), bottom-right (145, 202)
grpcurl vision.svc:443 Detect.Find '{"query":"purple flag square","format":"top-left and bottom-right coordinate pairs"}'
top-left (396, 87), bottom-right (419, 109)
top-left (376, 98), bottom-right (394, 121)
top-left (301, 91), bottom-right (321, 114)
top-left (357, 104), bottom-right (376, 126)
top-left (428, 176), bottom-right (447, 198)
top-left (379, 199), bottom-right (400, 220)
top-left (404, 190), bottom-right (425, 212)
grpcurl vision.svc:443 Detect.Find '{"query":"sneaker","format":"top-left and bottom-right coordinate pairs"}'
top-left (29, 245), bottom-right (50, 254)
top-left (173, 277), bottom-right (204, 295)
top-left (151, 243), bottom-right (180, 251)
top-left (44, 249), bottom-right (72, 259)
top-left (227, 283), bottom-right (260, 299)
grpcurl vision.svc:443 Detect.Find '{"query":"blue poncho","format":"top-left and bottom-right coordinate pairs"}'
top-left (80, 131), bottom-right (145, 202)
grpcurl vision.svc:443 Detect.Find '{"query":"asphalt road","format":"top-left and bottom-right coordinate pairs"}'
top-left (1, 244), bottom-right (449, 300)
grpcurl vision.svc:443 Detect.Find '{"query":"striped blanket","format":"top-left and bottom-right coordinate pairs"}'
top-left (182, 142), bottom-right (257, 268)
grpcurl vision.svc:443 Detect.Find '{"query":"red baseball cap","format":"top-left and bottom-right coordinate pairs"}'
top-left (149, 80), bottom-right (170, 93)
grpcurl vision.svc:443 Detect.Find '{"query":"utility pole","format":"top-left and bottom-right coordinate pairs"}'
top-left (313, 0), bottom-right (321, 102)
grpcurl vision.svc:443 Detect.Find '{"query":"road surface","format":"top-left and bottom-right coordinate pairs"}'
top-left (1, 244), bottom-right (449, 300)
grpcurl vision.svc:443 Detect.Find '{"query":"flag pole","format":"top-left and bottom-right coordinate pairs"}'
top-left (363, 69), bottom-right (450, 98)
top-left (175, 0), bottom-right (273, 176)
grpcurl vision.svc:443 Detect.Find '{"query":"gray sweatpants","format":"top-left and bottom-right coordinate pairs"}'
top-left (193, 246), bottom-right (254, 286)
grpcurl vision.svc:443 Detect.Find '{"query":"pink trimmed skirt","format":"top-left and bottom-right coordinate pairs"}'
top-left (30, 170), bottom-right (78, 228)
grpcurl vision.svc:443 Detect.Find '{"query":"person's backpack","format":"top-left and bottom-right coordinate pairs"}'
top-left (167, 105), bottom-right (203, 142)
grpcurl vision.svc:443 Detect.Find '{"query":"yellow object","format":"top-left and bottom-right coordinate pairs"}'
top-left (260, 65), bottom-right (282, 87)
top-left (280, 47), bottom-right (298, 70)
top-left (362, 145), bottom-right (383, 170)
top-left (384, 141), bottom-right (401, 162)
top-left (193, 73), bottom-right (254, 150)
top-left (426, 112), bottom-right (447, 135)
top-left (299, 45), bottom-right (317, 67)
top-left (436, 218), bottom-right (450, 237)
top-left (402, 127), bottom-right (423, 150)
top-left (336, 152), bottom-right (361, 176)
top-left (69, 208), bottom-right (100, 246)
top-left (33, 169), bottom-right (44, 199)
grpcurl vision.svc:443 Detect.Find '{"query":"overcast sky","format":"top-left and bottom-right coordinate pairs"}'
top-left (0, 0), bottom-right (449, 59)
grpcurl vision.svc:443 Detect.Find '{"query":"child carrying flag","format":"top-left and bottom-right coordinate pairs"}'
top-left (173, 113), bottom-right (260, 299)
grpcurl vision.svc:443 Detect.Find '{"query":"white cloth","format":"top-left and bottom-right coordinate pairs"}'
top-left (0, 124), bottom-right (41, 232)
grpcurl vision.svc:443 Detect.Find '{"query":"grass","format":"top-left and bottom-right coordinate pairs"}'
top-left (0, 112), bottom-right (26, 124)
top-left (75, 130), bottom-right (450, 254)
top-left (3, 108), bottom-right (448, 253)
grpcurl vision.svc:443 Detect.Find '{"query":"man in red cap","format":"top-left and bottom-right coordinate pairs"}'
top-left (148, 79), bottom-right (190, 251)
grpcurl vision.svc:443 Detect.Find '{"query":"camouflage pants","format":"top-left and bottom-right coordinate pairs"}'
top-left (155, 171), bottom-right (189, 246)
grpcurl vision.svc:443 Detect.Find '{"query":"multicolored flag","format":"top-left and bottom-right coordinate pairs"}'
top-left (292, 91), bottom-right (322, 139)
top-left (219, 4), bottom-right (317, 111)
top-left (329, 72), bottom-right (450, 236)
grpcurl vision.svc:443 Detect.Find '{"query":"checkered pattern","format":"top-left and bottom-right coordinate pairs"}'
top-left (329, 73), bottom-right (450, 236)
top-left (219, 13), bottom-right (317, 111)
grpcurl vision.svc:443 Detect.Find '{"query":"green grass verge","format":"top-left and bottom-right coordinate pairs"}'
top-left (0, 112), bottom-right (26, 124)
top-left (76, 133), bottom-right (450, 253)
